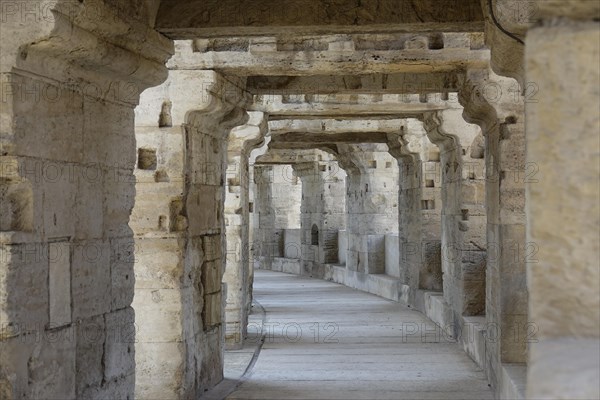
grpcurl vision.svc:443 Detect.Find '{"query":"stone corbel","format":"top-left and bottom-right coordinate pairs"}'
top-left (421, 111), bottom-right (460, 153)
top-left (184, 71), bottom-right (251, 135)
top-left (459, 68), bottom-right (524, 134)
top-left (227, 112), bottom-right (268, 161)
top-left (7, 0), bottom-right (174, 106)
top-left (330, 145), bottom-right (361, 176)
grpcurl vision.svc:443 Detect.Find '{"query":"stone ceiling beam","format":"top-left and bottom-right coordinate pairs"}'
top-left (249, 93), bottom-right (461, 119)
top-left (168, 35), bottom-right (488, 76)
top-left (253, 148), bottom-right (325, 164)
top-left (155, 0), bottom-right (484, 39)
top-left (270, 131), bottom-right (388, 144)
top-left (269, 118), bottom-right (406, 134)
top-left (245, 72), bottom-right (463, 95)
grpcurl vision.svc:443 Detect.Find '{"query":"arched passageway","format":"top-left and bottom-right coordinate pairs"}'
top-left (0, 2), bottom-right (597, 400)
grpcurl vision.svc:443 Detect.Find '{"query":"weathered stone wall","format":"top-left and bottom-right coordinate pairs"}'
top-left (337, 144), bottom-right (399, 285)
top-left (0, 1), bottom-right (171, 398)
top-left (253, 164), bottom-right (302, 271)
top-left (294, 152), bottom-right (346, 279)
top-left (131, 68), bottom-right (249, 398)
top-left (525, 19), bottom-right (600, 400)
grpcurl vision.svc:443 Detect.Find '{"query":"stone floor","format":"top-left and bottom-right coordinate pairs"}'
top-left (222, 270), bottom-right (493, 400)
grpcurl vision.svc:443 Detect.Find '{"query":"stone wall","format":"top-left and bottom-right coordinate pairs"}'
top-left (0, 2), bottom-right (172, 398)
top-left (294, 152), bottom-right (346, 279)
top-left (253, 164), bottom-right (302, 271)
top-left (337, 144), bottom-right (399, 286)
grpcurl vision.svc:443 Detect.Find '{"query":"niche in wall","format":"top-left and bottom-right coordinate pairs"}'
top-left (311, 224), bottom-right (319, 245)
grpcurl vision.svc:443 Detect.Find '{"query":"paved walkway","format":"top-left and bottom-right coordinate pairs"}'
top-left (226, 270), bottom-right (493, 400)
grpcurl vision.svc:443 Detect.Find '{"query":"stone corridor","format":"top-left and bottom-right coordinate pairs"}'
top-left (1, 1), bottom-right (599, 400)
top-left (227, 270), bottom-right (493, 400)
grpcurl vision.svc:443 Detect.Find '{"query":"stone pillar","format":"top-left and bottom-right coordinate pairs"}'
top-left (525, 18), bottom-right (600, 400)
top-left (293, 154), bottom-right (346, 279)
top-left (0, 2), bottom-right (172, 398)
top-left (224, 112), bottom-right (267, 349)
top-left (461, 68), bottom-right (527, 389)
top-left (336, 144), bottom-right (399, 286)
top-left (131, 68), bottom-right (250, 398)
top-left (387, 119), bottom-right (443, 304)
top-left (423, 110), bottom-right (487, 319)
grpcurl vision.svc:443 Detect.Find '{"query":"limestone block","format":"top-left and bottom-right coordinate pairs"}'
top-left (202, 260), bottom-right (221, 295)
top-left (384, 234), bottom-right (400, 278)
top-left (499, 126), bottom-right (526, 169)
top-left (0, 243), bottom-right (49, 331)
top-left (203, 291), bottom-right (222, 328)
top-left (83, 98), bottom-right (135, 167)
top-left (461, 215), bottom-right (487, 251)
top-left (202, 235), bottom-right (222, 262)
top-left (134, 288), bottom-right (183, 342)
top-left (337, 230), bottom-right (348, 265)
top-left (134, 342), bottom-right (183, 399)
top-left (528, 339), bottom-right (600, 400)
top-left (284, 229), bottom-right (302, 258)
top-left (74, 165), bottom-right (104, 240)
top-left (41, 163), bottom-right (77, 239)
top-left (78, 373), bottom-right (134, 400)
top-left (526, 22), bottom-right (600, 338)
top-left (499, 178), bottom-right (526, 224)
top-left (104, 307), bottom-right (135, 381)
top-left (282, 258), bottom-right (302, 275)
top-left (75, 315), bottom-right (106, 391)
top-left (104, 168), bottom-right (136, 238)
top-left (48, 241), bottom-right (71, 327)
top-left (0, 326), bottom-right (76, 398)
top-left (188, 185), bottom-right (219, 235)
top-left (10, 75), bottom-right (84, 163)
top-left (443, 33), bottom-right (472, 48)
top-left (367, 234), bottom-right (386, 273)
top-left (500, 313), bottom-right (528, 362)
top-left (110, 237), bottom-right (135, 310)
top-left (346, 250), bottom-right (358, 271)
top-left (71, 240), bottom-right (111, 320)
top-left (0, 158), bottom-right (35, 233)
top-left (134, 237), bottom-right (184, 289)
top-left (271, 259), bottom-right (283, 272)
top-left (461, 180), bottom-right (485, 205)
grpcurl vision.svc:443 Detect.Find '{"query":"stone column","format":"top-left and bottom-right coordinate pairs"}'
top-left (525, 16), bottom-right (600, 400)
top-left (336, 144), bottom-right (399, 287)
top-left (224, 112), bottom-right (267, 349)
top-left (131, 68), bottom-right (250, 398)
top-left (387, 119), bottom-right (443, 305)
top-left (460, 68), bottom-right (527, 389)
top-left (293, 154), bottom-right (346, 279)
top-left (0, 2), bottom-right (172, 398)
top-left (423, 109), bottom-right (487, 319)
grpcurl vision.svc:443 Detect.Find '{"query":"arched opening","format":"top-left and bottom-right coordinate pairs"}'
top-left (311, 224), bottom-right (319, 245)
